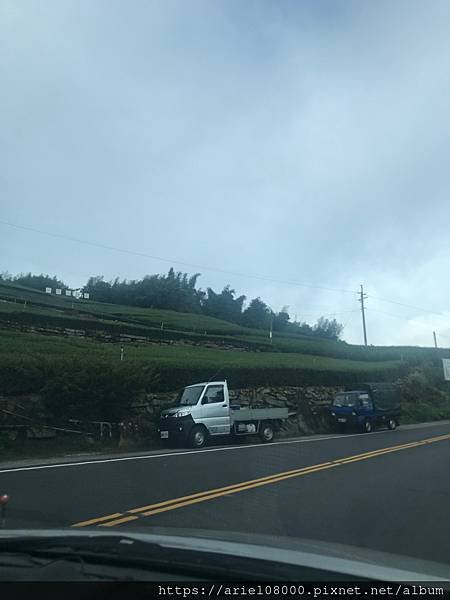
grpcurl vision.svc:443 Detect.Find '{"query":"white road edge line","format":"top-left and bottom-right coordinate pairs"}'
top-left (0, 430), bottom-right (389, 474)
top-left (1, 421), bottom-right (449, 474)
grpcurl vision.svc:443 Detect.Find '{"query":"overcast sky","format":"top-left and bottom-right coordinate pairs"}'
top-left (1, 0), bottom-right (449, 347)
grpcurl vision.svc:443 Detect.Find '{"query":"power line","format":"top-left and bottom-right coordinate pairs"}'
top-left (366, 309), bottom-right (450, 347)
top-left (366, 308), bottom-right (412, 320)
top-left (3, 220), bottom-right (449, 330)
top-left (340, 312), bottom-right (356, 332)
top-left (366, 294), bottom-right (445, 317)
top-left (367, 308), bottom-right (450, 328)
top-left (0, 220), bottom-right (357, 295)
top-left (289, 309), bottom-right (359, 318)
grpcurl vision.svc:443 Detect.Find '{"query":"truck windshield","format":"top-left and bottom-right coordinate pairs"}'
top-left (333, 393), bottom-right (359, 407)
top-left (177, 385), bottom-right (205, 406)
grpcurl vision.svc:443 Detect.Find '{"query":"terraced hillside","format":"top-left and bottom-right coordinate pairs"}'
top-left (1, 280), bottom-right (448, 368)
top-left (1, 280), bottom-right (449, 458)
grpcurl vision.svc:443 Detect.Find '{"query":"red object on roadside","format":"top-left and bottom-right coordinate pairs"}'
top-left (0, 494), bottom-right (10, 505)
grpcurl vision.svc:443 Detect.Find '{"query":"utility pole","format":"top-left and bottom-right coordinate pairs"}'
top-left (359, 284), bottom-right (368, 347)
top-left (433, 331), bottom-right (438, 349)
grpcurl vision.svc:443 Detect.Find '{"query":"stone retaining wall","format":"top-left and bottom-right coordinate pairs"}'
top-left (136, 385), bottom-right (343, 436)
top-left (0, 385), bottom-right (342, 441)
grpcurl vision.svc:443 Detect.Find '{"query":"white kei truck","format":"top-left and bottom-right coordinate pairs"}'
top-left (157, 380), bottom-right (289, 448)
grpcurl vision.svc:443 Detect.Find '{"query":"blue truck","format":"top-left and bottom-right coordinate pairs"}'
top-left (330, 383), bottom-right (401, 433)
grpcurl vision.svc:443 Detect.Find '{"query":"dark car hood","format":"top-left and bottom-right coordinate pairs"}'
top-left (0, 527), bottom-right (448, 582)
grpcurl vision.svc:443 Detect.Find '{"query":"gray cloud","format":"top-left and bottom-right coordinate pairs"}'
top-left (1, 0), bottom-right (449, 346)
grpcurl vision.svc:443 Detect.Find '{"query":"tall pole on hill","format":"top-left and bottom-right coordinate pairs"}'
top-left (433, 331), bottom-right (438, 349)
top-left (359, 284), bottom-right (368, 347)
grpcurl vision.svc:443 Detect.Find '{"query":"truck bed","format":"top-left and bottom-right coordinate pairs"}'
top-left (232, 407), bottom-right (288, 421)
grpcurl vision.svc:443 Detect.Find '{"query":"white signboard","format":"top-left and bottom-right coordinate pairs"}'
top-left (443, 359), bottom-right (450, 381)
top-left (83, 293), bottom-right (90, 299)
top-left (45, 287), bottom-right (52, 294)
top-left (55, 288), bottom-right (62, 295)
top-left (74, 291), bottom-right (81, 299)
top-left (65, 290), bottom-right (72, 296)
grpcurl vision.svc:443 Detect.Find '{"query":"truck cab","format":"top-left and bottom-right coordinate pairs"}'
top-left (157, 380), bottom-right (288, 448)
top-left (158, 381), bottom-right (232, 448)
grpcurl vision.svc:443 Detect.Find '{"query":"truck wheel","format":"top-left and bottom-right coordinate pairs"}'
top-left (363, 419), bottom-right (372, 433)
top-left (259, 422), bottom-right (275, 443)
top-left (189, 426), bottom-right (208, 449)
top-left (387, 418), bottom-right (397, 430)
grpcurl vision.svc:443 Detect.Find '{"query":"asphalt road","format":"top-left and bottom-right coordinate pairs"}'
top-left (1, 421), bottom-right (449, 566)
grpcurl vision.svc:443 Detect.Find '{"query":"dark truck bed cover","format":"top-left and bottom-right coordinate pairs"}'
top-left (345, 382), bottom-right (401, 413)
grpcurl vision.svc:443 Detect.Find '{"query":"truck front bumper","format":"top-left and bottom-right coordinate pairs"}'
top-left (331, 414), bottom-right (363, 428)
top-left (157, 415), bottom-right (195, 442)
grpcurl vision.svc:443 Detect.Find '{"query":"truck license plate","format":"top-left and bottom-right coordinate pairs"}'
top-left (337, 418), bottom-right (347, 423)
top-left (160, 431), bottom-right (169, 439)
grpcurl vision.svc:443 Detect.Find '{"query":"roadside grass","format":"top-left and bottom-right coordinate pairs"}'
top-left (401, 397), bottom-right (450, 424)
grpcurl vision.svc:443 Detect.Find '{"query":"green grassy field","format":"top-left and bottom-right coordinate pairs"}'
top-left (0, 329), bottom-right (401, 372)
top-left (0, 328), bottom-right (405, 394)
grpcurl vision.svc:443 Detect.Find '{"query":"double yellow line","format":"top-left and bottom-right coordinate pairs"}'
top-left (72, 432), bottom-right (450, 528)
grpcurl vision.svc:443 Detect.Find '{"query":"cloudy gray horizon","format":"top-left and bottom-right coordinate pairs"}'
top-left (1, 0), bottom-right (449, 347)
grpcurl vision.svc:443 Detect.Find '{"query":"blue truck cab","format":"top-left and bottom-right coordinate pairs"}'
top-left (330, 383), bottom-right (400, 433)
